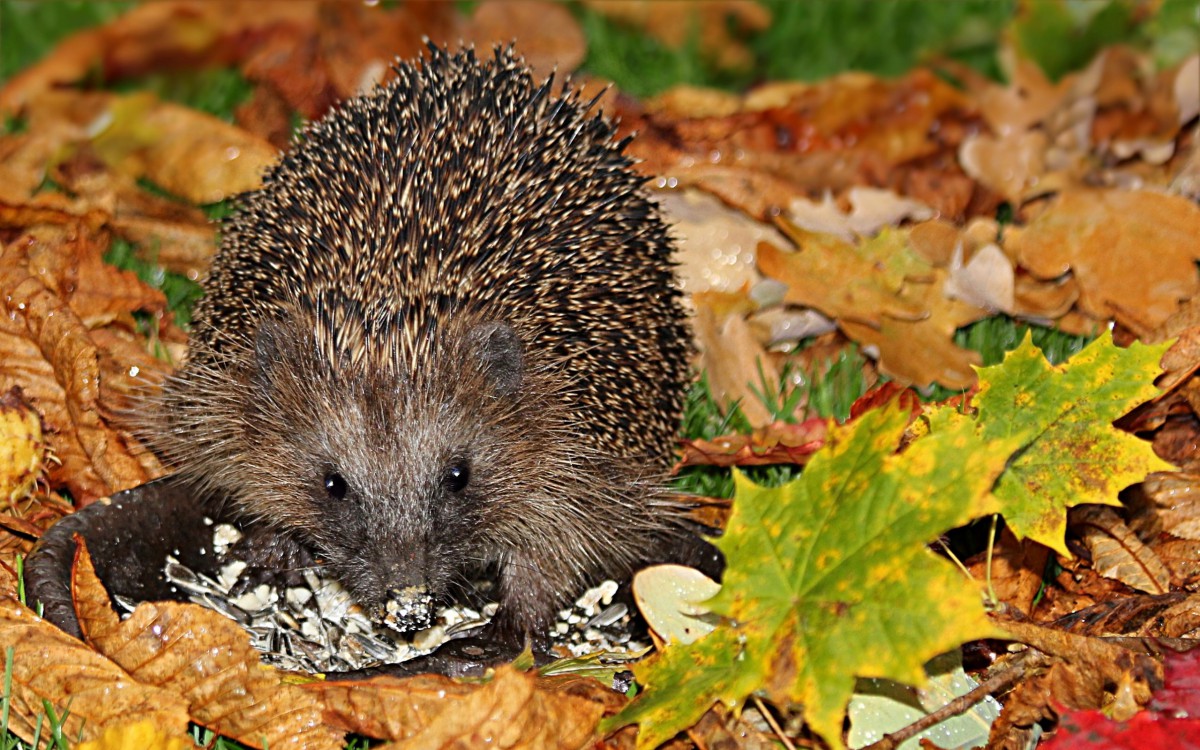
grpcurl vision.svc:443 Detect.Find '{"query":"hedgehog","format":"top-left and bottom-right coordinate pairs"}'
top-left (148, 45), bottom-right (694, 644)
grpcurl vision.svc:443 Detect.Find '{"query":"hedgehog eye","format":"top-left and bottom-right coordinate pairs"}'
top-left (324, 472), bottom-right (348, 500)
top-left (444, 462), bottom-right (470, 493)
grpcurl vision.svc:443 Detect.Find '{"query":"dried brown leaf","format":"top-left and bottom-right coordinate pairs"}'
top-left (787, 187), bottom-right (934, 242)
top-left (965, 528), bottom-right (1050, 616)
top-left (52, 150), bottom-right (216, 278)
top-left (0, 1), bottom-right (317, 116)
top-left (692, 290), bottom-right (777, 427)
top-left (677, 418), bottom-right (827, 469)
top-left (958, 129), bottom-right (1048, 204)
top-left (1141, 472), bottom-right (1200, 541)
top-left (840, 268), bottom-right (987, 390)
top-left (94, 93), bottom-right (279, 204)
top-left (688, 703), bottom-right (780, 749)
top-left (465, 1), bottom-right (585, 78)
top-left (311, 666), bottom-right (603, 749)
top-left (619, 69), bottom-right (979, 221)
top-left (1008, 189), bottom-right (1200, 332)
top-left (315, 2), bottom-right (443, 101)
top-left (1072, 505), bottom-right (1171, 595)
top-left (1149, 536), bottom-right (1200, 590)
top-left (0, 233), bottom-right (161, 501)
top-left (999, 618), bottom-right (1162, 720)
top-left (944, 241), bottom-right (1014, 313)
top-left (73, 541), bottom-right (343, 750)
top-left (0, 595), bottom-right (189, 745)
top-left (757, 226), bottom-right (926, 327)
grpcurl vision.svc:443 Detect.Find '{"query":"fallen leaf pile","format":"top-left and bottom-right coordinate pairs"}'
top-left (1, 1), bottom-right (1199, 748)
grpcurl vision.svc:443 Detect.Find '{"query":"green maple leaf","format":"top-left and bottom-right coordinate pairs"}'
top-left (968, 331), bottom-right (1171, 555)
top-left (607, 404), bottom-right (1014, 749)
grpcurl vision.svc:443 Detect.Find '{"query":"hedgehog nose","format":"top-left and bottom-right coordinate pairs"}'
top-left (383, 584), bottom-right (434, 631)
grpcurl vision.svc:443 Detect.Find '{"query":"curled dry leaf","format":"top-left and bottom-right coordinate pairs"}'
top-left (0, 232), bottom-right (166, 502)
top-left (692, 289), bottom-right (778, 427)
top-left (1152, 323), bottom-right (1200, 394)
top-left (0, 596), bottom-right (190, 745)
top-left (0, 1), bottom-right (317, 116)
top-left (676, 418), bottom-right (827, 469)
top-left (91, 93), bottom-right (279, 205)
top-left (1071, 505), bottom-right (1171, 595)
top-left (959, 129), bottom-right (1049, 204)
top-left (1053, 592), bottom-right (1196, 638)
top-left (965, 528), bottom-right (1050, 616)
top-left (787, 187), bottom-right (935, 242)
top-left (311, 665), bottom-right (605, 749)
top-left (71, 540), bottom-right (343, 750)
top-left (998, 618), bottom-right (1163, 722)
top-left (1141, 472), bottom-right (1200, 541)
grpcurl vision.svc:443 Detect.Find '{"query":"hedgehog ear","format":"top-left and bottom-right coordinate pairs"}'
top-left (468, 321), bottom-right (523, 397)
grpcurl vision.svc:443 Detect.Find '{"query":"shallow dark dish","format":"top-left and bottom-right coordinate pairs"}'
top-left (25, 476), bottom-right (233, 639)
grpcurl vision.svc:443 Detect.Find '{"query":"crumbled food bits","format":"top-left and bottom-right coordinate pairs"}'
top-left (211, 523), bottom-right (242, 554)
top-left (412, 625), bottom-right (448, 652)
top-left (157, 528), bottom-right (645, 672)
top-left (286, 587), bottom-right (312, 607)
top-left (598, 579), bottom-right (619, 606)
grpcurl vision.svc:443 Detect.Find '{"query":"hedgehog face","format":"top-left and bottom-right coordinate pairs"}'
top-left (236, 311), bottom-right (539, 628)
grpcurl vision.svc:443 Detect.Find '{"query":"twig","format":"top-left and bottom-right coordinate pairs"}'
top-left (752, 694), bottom-right (797, 750)
top-left (859, 651), bottom-right (1034, 750)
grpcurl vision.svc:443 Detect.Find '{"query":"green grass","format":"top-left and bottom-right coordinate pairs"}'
top-left (0, 646), bottom-right (78, 750)
top-left (104, 238), bottom-right (205, 331)
top-left (0, 0), bottom-right (133, 81)
top-left (115, 66), bottom-right (254, 123)
top-left (576, 0), bottom-right (1017, 96)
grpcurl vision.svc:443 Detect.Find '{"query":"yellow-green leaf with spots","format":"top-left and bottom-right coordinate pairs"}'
top-left (972, 331), bottom-right (1172, 555)
top-left (606, 404), bottom-right (1015, 750)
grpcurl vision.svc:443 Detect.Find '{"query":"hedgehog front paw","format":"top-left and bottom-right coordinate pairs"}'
top-left (223, 523), bottom-right (317, 595)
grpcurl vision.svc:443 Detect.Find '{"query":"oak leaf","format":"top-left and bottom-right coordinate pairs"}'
top-left (1008, 189), bottom-right (1200, 333)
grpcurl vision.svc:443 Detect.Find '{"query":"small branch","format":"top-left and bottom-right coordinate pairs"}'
top-left (859, 652), bottom-right (1034, 750)
top-left (752, 694), bottom-right (797, 750)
